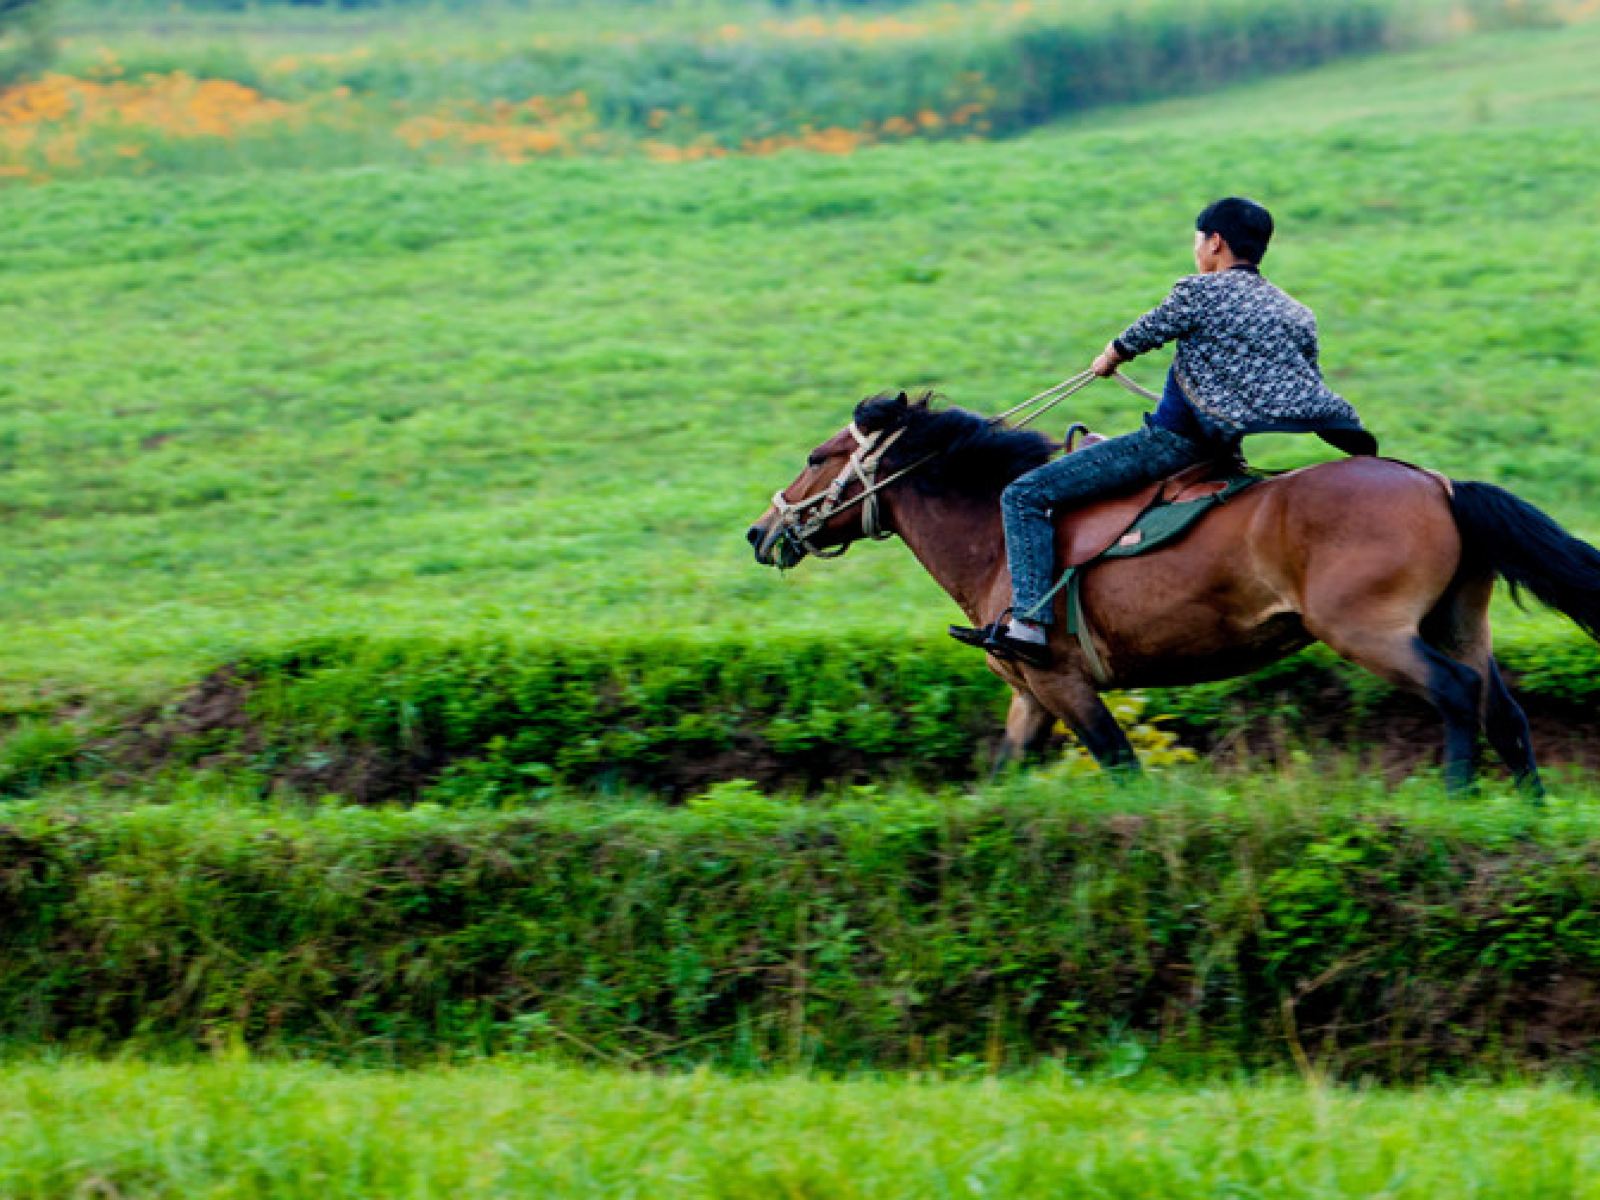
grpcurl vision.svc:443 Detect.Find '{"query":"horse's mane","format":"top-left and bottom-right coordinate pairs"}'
top-left (853, 391), bottom-right (1055, 499)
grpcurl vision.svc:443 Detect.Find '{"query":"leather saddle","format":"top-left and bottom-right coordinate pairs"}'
top-left (1055, 431), bottom-right (1245, 570)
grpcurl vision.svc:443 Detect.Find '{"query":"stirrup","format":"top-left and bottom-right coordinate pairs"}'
top-left (986, 626), bottom-right (1052, 668)
top-left (948, 619), bottom-right (1005, 650)
top-left (949, 608), bottom-right (1014, 657)
top-left (947, 620), bottom-right (998, 649)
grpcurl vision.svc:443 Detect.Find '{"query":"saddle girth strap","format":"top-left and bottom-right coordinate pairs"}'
top-left (1065, 570), bottom-right (1111, 687)
top-left (1020, 566), bottom-right (1111, 686)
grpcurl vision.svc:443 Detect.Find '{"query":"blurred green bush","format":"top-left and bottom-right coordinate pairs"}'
top-left (0, 0), bottom-right (54, 86)
top-left (5, 780), bottom-right (1600, 1074)
top-left (21, 628), bottom-right (1582, 801)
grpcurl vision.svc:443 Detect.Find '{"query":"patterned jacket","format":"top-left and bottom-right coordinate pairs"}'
top-left (1113, 265), bottom-right (1374, 450)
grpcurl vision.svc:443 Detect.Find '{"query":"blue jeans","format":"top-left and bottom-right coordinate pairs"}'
top-left (1000, 423), bottom-right (1206, 625)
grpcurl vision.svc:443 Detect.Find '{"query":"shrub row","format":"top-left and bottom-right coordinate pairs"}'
top-left (94, 1), bottom-right (1408, 143)
top-left (229, 632), bottom-right (1016, 800)
top-left (317, 1), bottom-right (1393, 137)
top-left (3, 783), bottom-right (1600, 1076)
top-left (5, 626), bottom-right (1594, 802)
top-left (0, 0), bottom-right (52, 88)
top-left (247, 627), bottom-right (1600, 788)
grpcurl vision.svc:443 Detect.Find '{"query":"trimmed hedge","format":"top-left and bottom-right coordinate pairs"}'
top-left (6, 626), bottom-right (1592, 801)
top-left (229, 632), bottom-right (1016, 799)
top-left (4, 783), bottom-right (1600, 1076)
top-left (212, 628), bottom-right (1600, 798)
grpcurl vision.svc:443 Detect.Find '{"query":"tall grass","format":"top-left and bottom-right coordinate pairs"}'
top-left (14, 0), bottom-right (1575, 177)
top-left (2, 773), bottom-right (1599, 1072)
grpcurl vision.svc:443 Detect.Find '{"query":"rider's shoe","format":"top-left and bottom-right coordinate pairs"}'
top-left (948, 615), bottom-right (1052, 668)
top-left (986, 627), bottom-right (1052, 668)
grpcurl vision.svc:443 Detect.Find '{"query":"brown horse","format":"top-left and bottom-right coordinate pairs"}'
top-left (748, 391), bottom-right (1600, 794)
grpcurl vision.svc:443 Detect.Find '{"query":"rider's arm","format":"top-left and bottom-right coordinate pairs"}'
top-left (1112, 275), bottom-right (1204, 360)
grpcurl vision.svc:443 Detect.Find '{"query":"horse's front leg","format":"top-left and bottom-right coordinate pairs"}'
top-left (990, 690), bottom-right (1057, 779)
top-left (1027, 669), bottom-right (1140, 774)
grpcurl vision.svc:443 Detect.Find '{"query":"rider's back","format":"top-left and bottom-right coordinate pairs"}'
top-left (1114, 267), bottom-right (1365, 446)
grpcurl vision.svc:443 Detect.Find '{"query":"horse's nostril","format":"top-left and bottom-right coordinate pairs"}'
top-left (747, 525), bottom-right (764, 547)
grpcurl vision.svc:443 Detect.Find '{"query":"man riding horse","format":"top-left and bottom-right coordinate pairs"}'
top-left (957, 196), bottom-right (1377, 667)
top-left (749, 197), bottom-right (1600, 794)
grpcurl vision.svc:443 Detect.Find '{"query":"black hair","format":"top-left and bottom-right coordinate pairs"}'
top-left (1196, 196), bottom-right (1274, 264)
top-left (853, 391), bottom-right (1054, 499)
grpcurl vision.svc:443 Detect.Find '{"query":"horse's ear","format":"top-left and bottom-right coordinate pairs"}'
top-left (894, 390), bottom-right (909, 406)
top-left (910, 392), bottom-right (931, 410)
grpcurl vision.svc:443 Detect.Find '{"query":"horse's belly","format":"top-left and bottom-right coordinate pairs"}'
top-left (1084, 546), bottom-right (1309, 688)
top-left (1108, 611), bottom-right (1312, 689)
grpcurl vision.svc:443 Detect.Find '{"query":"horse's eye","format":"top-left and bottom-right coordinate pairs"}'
top-left (807, 453), bottom-right (827, 468)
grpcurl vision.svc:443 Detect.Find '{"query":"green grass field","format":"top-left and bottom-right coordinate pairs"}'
top-left (4, 6), bottom-right (1600, 1187)
top-left (3, 20), bottom-right (1599, 699)
top-left (5, 1060), bottom-right (1600, 1198)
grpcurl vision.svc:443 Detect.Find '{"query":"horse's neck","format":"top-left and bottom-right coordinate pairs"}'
top-left (887, 488), bottom-right (1009, 623)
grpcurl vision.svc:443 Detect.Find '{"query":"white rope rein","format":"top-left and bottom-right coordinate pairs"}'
top-left (994, 368), bottom-right (1161, 430)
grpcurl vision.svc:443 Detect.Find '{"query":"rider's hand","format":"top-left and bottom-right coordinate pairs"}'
top-left (1091, 343), bottom-right (1123, 378)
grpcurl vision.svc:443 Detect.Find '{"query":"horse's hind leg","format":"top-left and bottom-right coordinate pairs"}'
top-left (1303, 529), bottom-right (1486, 793)
top-left (1309, 622), bottom-right (1484, 794)
top-left (1484, 657), bottom-right (1544, 798)
top-left (991, 690), bottom-right (1057, 778)
top-left (1425, 574), bottom-right (1543, 797)
top-left (1415, 639), bottom-right (1486, 793)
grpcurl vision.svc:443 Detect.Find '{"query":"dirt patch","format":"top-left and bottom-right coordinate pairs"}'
top-left (106, 666), bottom-right (444, 803)
top-left (641, 734), bottom-right (932, 796)
top-left (278, 743), bottom-right (448, 805)
top-left (107, 665), bottom-right (261, 775)
top-left (1194, 687), bottom-right (1600, 784)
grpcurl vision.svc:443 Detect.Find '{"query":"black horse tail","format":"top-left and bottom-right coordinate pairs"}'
top-left (1449, 480), bottom-right (1600, 642)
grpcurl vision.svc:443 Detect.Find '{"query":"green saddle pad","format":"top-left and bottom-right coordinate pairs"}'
top-left (1048, 468), bottom-right (1264, 683)
top-left (1099, 469), bottom-right (1262, 562)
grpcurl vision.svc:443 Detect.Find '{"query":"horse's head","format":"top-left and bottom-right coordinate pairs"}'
top-left (747, 390), bottom-right (922, 569)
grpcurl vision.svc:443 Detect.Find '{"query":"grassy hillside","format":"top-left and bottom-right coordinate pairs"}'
top-left (7, 1060), bottom-right (1600, 1198)
top-left (2, 22), bottom-right (1598, 698)
top-left (4, 16), bottom-right (1600, 1159)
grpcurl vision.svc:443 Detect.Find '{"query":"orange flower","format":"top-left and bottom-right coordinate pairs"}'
top-left (644, 140), bottom-right (687, 162)
top-left (803, 126), bottom-right (862, 155)
top-left (396, 106), bottom-right (574, 163)
top-left (0, 73), bottom-right (303, 141)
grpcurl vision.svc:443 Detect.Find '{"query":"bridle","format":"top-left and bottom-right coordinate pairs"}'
top-left (765, 370), bottom-right (1160, 562)
top-left (768, 421), bottom-right (922, 560)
